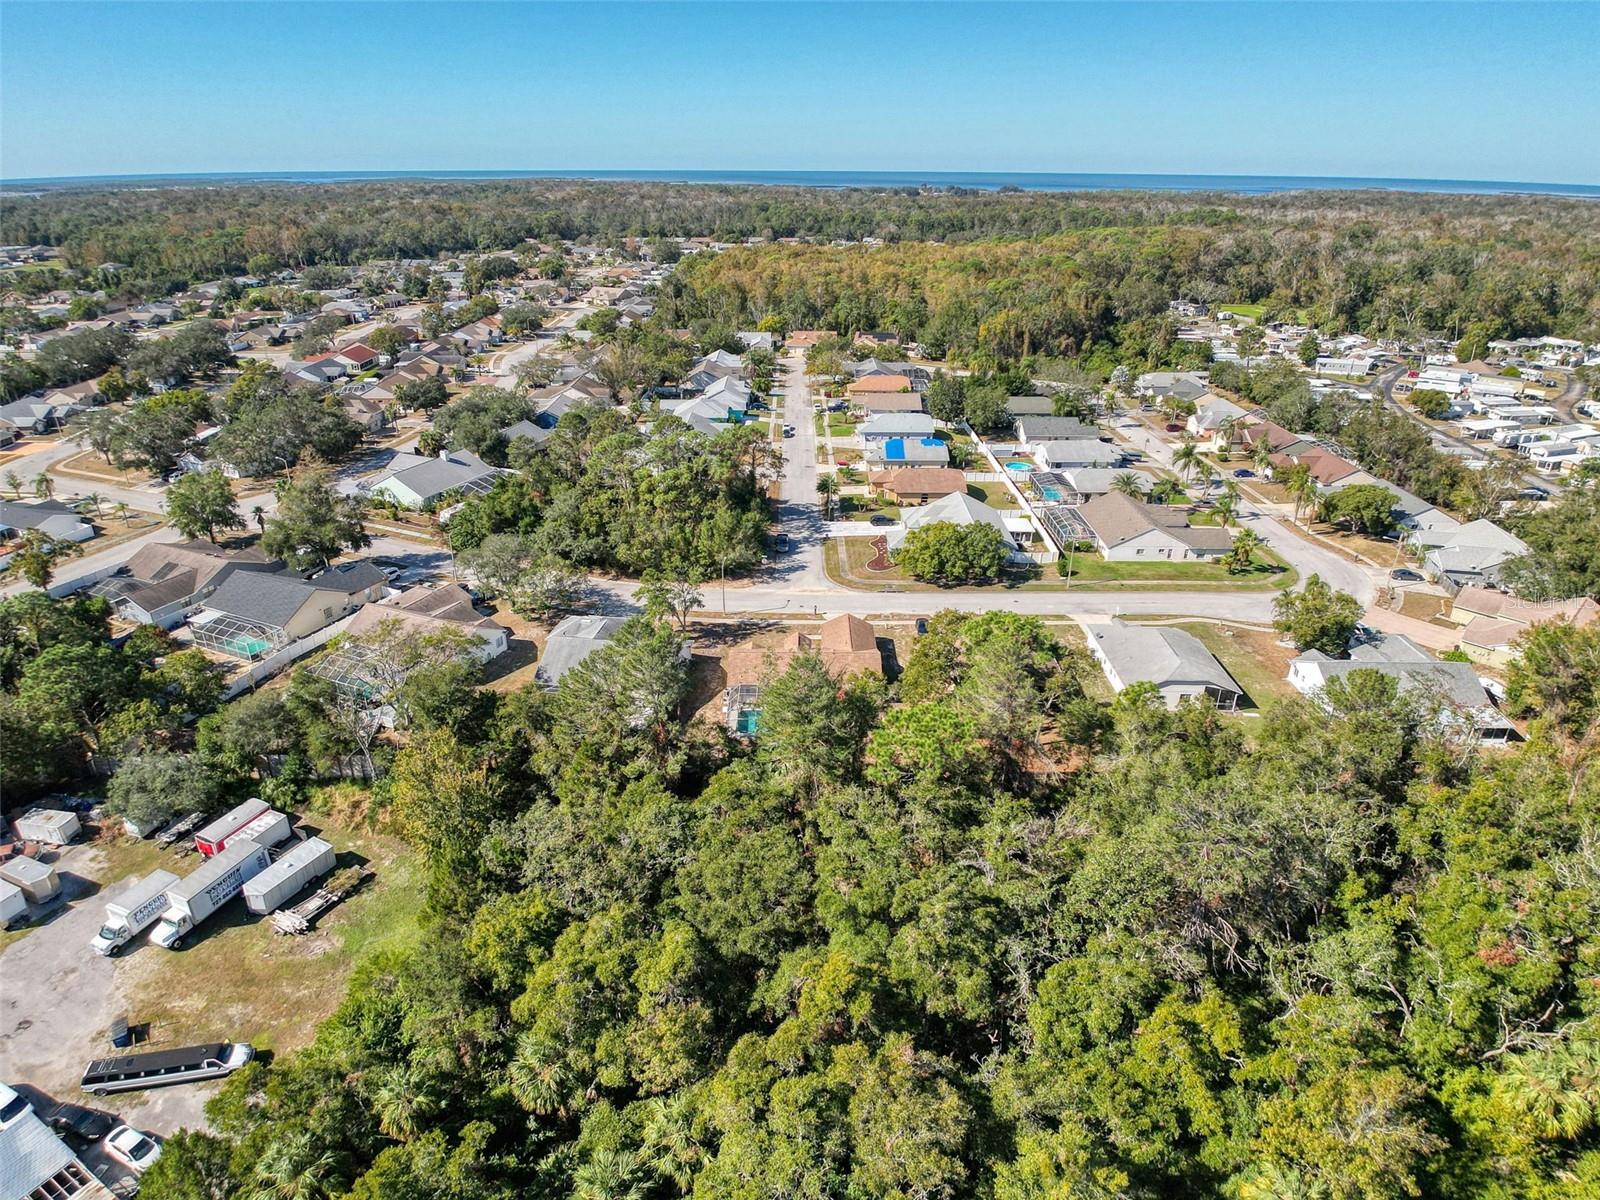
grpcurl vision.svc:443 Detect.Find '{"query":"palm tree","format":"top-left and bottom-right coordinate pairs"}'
top-left (32, 472), bottom-right (54, 500)
top-left (507, 1033), bottom-right (569, 1116)
top-left (1284, 463), bottom-right (1317, 527)
top-left (112, 500), bottom-right (129, 524)
top-left (369, 1067), bottom-right (425, 1142)
top-left (815, 473), bottom-right (838, 519)
top-left (84, 492), bottom-right (104, 517)
top-left (1251, 435), bottom-right (1275, 475)
top-left (1171, 441), bottom-right (1203, 482)
top-left (247, 1133), bottom-right (341, 1200)
top-left (1225, 527), bottom-right (1264, 574)
top-left (1214, 490), bottom-right (1239, 527)
top-left (251, 504), bottom-right (266, 533)
top-left (1110, 471), bottom-right (1145, 499)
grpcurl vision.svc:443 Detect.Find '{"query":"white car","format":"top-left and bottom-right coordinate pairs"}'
top-left (104, 1125), bottom-right (162, 1173)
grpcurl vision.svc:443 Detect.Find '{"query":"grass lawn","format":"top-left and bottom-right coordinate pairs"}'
top-left (828, 417), bottom-right (857, 437)
top-left (122, 788), bottom-right (422, 1056)
top-left (1156, 621), bottom-right (1299, 709)
top-left (966, 482), bottom-right (1019, 508)
top-left (831, 537), bottom-right (1296, 592)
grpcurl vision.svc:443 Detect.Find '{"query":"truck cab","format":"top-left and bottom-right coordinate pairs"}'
top-left (148, 912), bottom-right (192, 950)
top-left (91, 922), bottom-right (131, 956)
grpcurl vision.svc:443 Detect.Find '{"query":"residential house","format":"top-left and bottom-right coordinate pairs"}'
top-left (535, 615), bottom-right (628, 688)
top-left (859, 413), bottom-right (937, 441)
top-left (664, 375), bottom-right (751, 425)
top-left (332, 342), bottom-right (383, 372)
top-left (189, 562), bottom-right (387, 659)
top-left (89, 540), bottom-right (279, 629)
top-left (0, 498), bottom-right (96, 547)
top-left (1047, 467), bottom-right (1153, 502)
top-left (844, 358), bottom-right (930, 390)
top-left (868, 467), bottom-right (969, 506)
top-left (367, 449), bottom-right (504, 510)
top-left (846, 374), bottom-right (914, 401)
top-left (501, 418), bottom-right (554, 450)
top-left (0, 396), bottom-right (83, 433)
top-left (1420, 519), bottom-right (1530, 591)
top-left (1268, 445), bottom-right (1371, 492)
top-left (341, 392), bottom-right (388, 433)
top-left (285, 357), bottom-right (349, 387)
top-left (1005, 395), bottom-right (1062, 418)
top-left (1075, 492), bottom-right (1233, 562)
top-left (1088, 620), bottom-right (1243, 711)
top-left (1287, 631), bottom-right (1515, 742)
top-left (1032, 439), bottom-right (1122, 471)
top-left (887, 490), bottom-right (1026, 553)
top-left (863, 435), bottom-right (950, 469)
top-left (736, 331), bottom-right (776, 352)
top-left (683, 350), bottom-right (745, 391)
top-left (722, 614), bottom-right (884, 734)
top-left (786, 330), bottom-right (834, 349)
top-left (1134, 371), bottom-right (1211, 401)
top-left (1014, 416), bottom-right (1104, 446)
top-left (1186, 395), bottom-right (1249, 445)
top-left (1445, 586), bottom-right (1600, 666)
top-left (341, 583), bottom-right (510, 662)
top-left (1349, 479), bottom-right (1462, 542)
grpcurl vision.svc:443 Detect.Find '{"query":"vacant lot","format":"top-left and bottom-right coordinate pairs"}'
top-left (0, 791), bottom-right (420, 1135)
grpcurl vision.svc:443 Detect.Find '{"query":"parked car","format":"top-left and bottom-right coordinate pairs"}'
top-left (1389, 568), bottom-right (1424, 582)
top-left (45, 1101), bottom-right (114, 1149)
top-left (868, 514), bottom-right (895, 526)
top-left (771, 533), bottom-right (791, 553)
top-left (105, 1125), bottom-right (162, 1173)
top-left (914, 618), bottom-right (929, 636)
top-left (1164, 423), bottom-right (1184, 433)
top-left (1232, 468), bottom-right (1256, 478)
top-left (782, 424), bottom-right (795, 438)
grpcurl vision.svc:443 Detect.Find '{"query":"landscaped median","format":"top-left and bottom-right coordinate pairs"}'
top-left (824, 535), bottom-right (1298, 593)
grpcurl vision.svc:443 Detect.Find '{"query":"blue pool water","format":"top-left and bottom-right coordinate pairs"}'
top-left (1039, 485), bottom-right (1066, 502)
top-left (1005, 461), bottom-right (1033, 473)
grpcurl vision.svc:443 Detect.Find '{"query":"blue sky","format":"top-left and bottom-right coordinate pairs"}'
top-left (2, 1), bottom-right (1596, 183)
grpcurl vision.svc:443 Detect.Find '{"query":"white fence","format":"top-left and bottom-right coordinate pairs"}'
top-left (963, 471), bottom-right (1005, 482)
top-left (220, 612), bottom-right (357, 700)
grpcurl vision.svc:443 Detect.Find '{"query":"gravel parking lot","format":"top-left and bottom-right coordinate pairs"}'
top-left (0, 841), bottom-right (223, 1137)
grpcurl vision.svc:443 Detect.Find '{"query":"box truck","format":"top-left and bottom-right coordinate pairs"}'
top-left (243, 838), bottom-right (335, 915)
top-left (0, 856), bottom-right (60, 904)
top-left (149, 840), bottom-right (272, 949)
top-left (90, 870), bottom-right (181, 956)
top-left (230, 808), bottom-right (293, 851)
top-left (0, 880), bottom-right (26, 928)
top-left (13, 808), bottom-right (81, 845)
top-left (193, 798), bottom-right (268, 856)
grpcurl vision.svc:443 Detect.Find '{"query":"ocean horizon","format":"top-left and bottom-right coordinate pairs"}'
top-left (4, 168), bottom-right (1599, 198)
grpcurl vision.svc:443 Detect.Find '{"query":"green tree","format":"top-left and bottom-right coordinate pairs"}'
top-left (1273, 573), bottom-right (1362, 654)
top-left (10, 529), bottom-right (82, 589)
top-left (261, 469), bottom-right (369, 570)
top-left (165, 469), bottom-right (243, 543)
top-left (1297, 330), bottom-right (1321, 366)
top-left (1318, 483), bottom-right (1396, 536)
top-left (893, 520), bottom-right (1010, 585)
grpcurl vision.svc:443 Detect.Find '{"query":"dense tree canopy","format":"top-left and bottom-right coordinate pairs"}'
top-left (111, 600), bottom-right (1600, 1200)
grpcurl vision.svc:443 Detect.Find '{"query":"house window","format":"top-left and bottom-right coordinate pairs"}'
top-left (1135, 548), bottom-right (1145, 556)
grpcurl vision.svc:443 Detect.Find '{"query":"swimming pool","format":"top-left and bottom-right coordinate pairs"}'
top-left (1004, 460), bottom-right (1033, 473)
top-left (1038, 484), bottom-right (1066, 502)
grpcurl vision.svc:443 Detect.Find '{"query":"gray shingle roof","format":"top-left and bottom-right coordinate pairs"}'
top-left (535, 615), bottom-right (627, 687)
top-left (202, 570), bottom-right (322, 629)
top-left (1091, 621), bottom-right (1241, 696)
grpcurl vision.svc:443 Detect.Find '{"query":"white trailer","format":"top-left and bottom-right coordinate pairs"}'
top-left (194, 798), bottom-right (268, 856)
top-left (230, 808), bottom-right (293, 851)
top-left (0, 856), bottom-right (60, 904)
top-left (89, 870), bottom-right (181, 956)
top-left (149, 840), bottom-right (272, 949)
top-left (243, 838), bottom-right (335, 915)
top-left (0, 880), bottom-right (26, 927)
top-left (13, 808), bottom-right (81, 845)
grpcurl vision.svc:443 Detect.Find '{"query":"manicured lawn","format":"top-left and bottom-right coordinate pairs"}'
top-left (1218, 303), bottom-right (1267, 319)
top-left (828, 417), bottom-right (857, 436)
top-left (829, 537), bottom-right (1296, 592)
